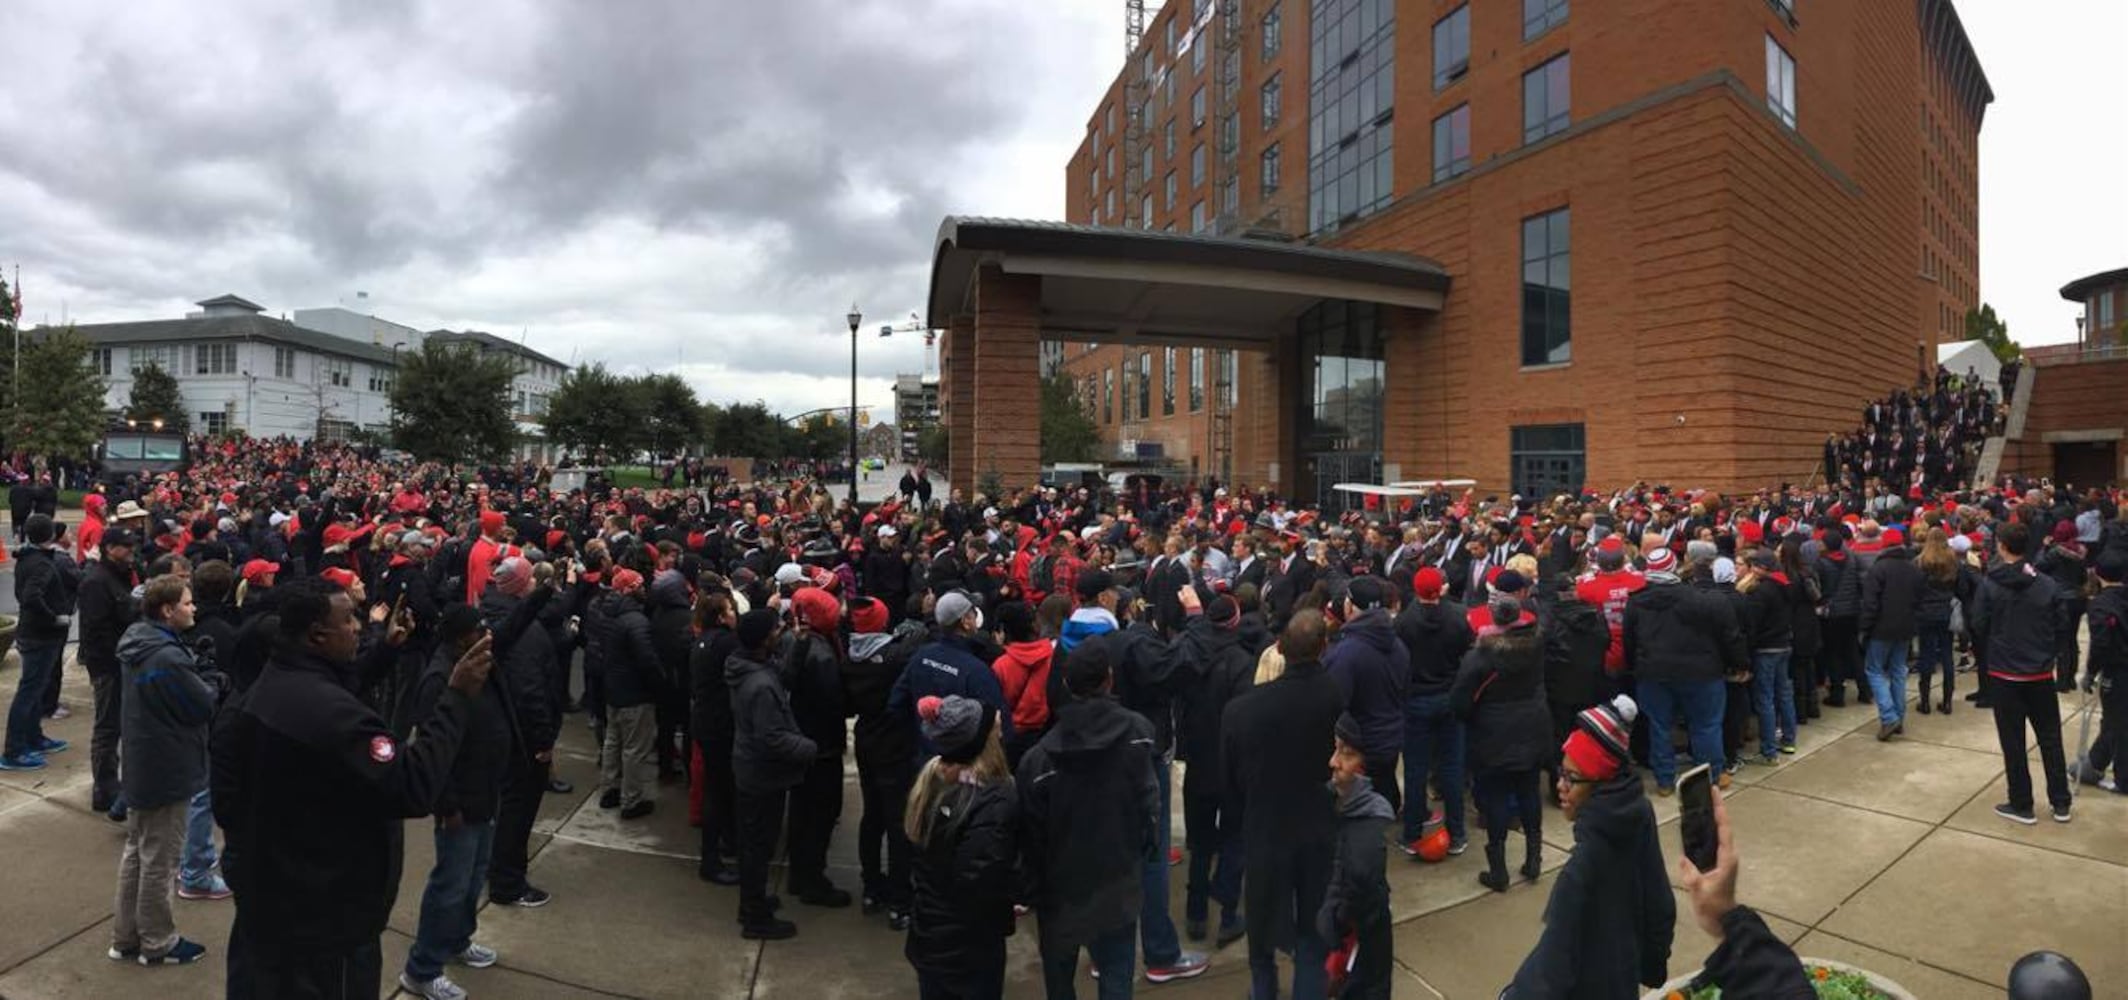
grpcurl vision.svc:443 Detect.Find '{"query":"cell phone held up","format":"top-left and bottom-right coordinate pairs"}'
top-left (1677, 763), bottom-right (1718, 873)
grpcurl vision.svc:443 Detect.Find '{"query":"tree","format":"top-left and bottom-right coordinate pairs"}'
top-left (794, 412), bottom-right (850, 462)
top-left (11, 326), bottom-right (109, 461)
top-left (541, 362), bottom-right (648, 462)
top-left (125, 361), bottom-right (190, 432)
top-left (389, 339), bottom-right (519, 463)
top-left (630, 373), bottom-right (705, 459)
top-left (0, 273), bottom-right (18, 429)
top-left (918, 424), bottom-right (949, 466)
top-left (714, 401), bottom-right (787, 459)
top-left (1964, 303), bottom-right (2021, 363)
top-left (1039, 373), bottom-right (1100, 464)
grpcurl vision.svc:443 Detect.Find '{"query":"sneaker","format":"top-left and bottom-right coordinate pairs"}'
top-left (1145, 951), bottom-right (1210, 983)
top-left (2102, 777), bottom-right (2120, 793)
top-left (740, 918), bottom-right (798, 941)
top-left (1447, 835), bottom-right (1468, 856)
top-left (0, 752), bottom-right (46, 771)
top-left (598, 788), bottom-right (621, 809)
top-left (49, 705), bottom-right (71, 721)
top-left (1750, 754), bottom-right (1779, 766)
top-left (106, 945), bottom-right (138, 962)
top-left (399, 972), bottom-right (469, 1000)
top-left (456, 942), bottom-right (499, 968)
top-left (1168, 845), bottom-right (1183, 866)
top-left (1778, 743), bottom-right (1798, 755)
top-left (491, 886), bottom-right (552, 907)
top-left (545, 777), bottom-right (574, 795)
top-left (139, 938), bottom-right (207, 966)
top-left (106, 799), bottom-right (129, 823)
top-left (886, 908), bottom-right (910, 932)
top-left (1993, 803), bottom-right (2038, 826)
top-left (619, 800), bottom-right (655, 820)
top-left (1215, 916), bottom-right (1246, 948)
top-left (1716, 770), bottom-right (1732, 791)
top-left (1399, 839), bottom-right (1421, 858)
top-left (2051, 805), bottom-right (2072, 824)
top-left (796, 884), bottom-right (853, 908)
top-left (861, 893), bottom-right (886, 915)
top-left (697, 865), bottom-right (740, 886)
top-left (177, 875), bottom-right (232, 901)
top-left (35, 737), bottom-right (68, 754)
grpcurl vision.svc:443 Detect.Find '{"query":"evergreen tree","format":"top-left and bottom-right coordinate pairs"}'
top-left (1040, 373), bottom-right (1100, 463)
top-left (125, 361), bottom-right (190, 432)
top-left (541, 362), bottom-right (648, 462)
top-left (11, 326), bottom-right (109, 461)
top-left (388, 339), bottom-right (519, 463)
top-left (1964, 303), bottom-right (2021, 363)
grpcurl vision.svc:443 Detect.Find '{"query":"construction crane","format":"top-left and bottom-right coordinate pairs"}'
top-left (878, 313), bottom-right (938, 378)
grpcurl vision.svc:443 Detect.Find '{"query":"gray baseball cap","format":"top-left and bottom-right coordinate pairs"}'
top-left (935, 590), bottom-right (979, 627)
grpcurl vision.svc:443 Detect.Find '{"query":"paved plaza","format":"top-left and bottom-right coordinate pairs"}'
top-left (0, 642), bottom-right (2122, 999)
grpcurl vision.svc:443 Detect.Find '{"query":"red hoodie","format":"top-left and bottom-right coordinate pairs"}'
top-left (992, 639), bottom-right (1056, 732)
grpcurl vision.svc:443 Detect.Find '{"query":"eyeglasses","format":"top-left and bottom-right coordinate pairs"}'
top-left (1555, 772), bottom-right (1600, 786)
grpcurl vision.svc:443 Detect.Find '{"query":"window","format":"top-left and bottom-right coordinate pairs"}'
top-left (1433, 6), bottom-right (1469, 89)
top-left (1308, 0), bottom-right (1397, 233)
top-left (1166, 19), bottom-right (1177, 56)
top-left (1191, 200), bottom-right (1208, 233)
top-left (1192, 25), bottom-right (1208, 74)
top-left (131, 344), bottom-right (179, 374)
top-left (1521, 208), bottom-right (1572, 366)
top-left (1164, 119), bottom-right (1176, 159)
top-left (89, 347), bottom-right (112, 377)
top-left (1192, 143), bottom-right (1206, 185)
top-left (1141, 194), bottom-right (1155, 228)
top-left (1165, 171), bottom-right (1178, 208)
top-left (1106, 145), bottom-right (1117, 181)
top-left (1191, 87), bottom-right (1206, 127)
top-left (1261, 73), bottom-right (1282, 128)
top-left (367, 368), bottom-right (395, 393)
top-left (322, 357), bottom-right (353, 388)
top-left (1220, 350), bottom-right (1237, 407)
top-left (1523, 0), bottom-right (1568, 39)
top-left (1220, 113), bottom-right (1239, 156)
top-left (1141, 146), bottom-right (1153, 185)
top-left (1432, 104), bottom-right (1470, 182)
top-left (199, 411), bottom-right (229, 436)
top-left (1768, 0), bottom-right (1796, 18)
top-left (1765, 36), bottom-right (1797, 127)
top-left (1106, 187), bottom-right (1117, 220)
top-left (1262, 3), bottom-right (1282, 60)
top-left (1163, 348), bottom-right (1177, 415)
top-left (195, 342), bottom-right (237, 375)
top-left (1261, 142), bottom-right (1282, 194)
top-left (273, 346), bottom-right (296, 378)
top-left (1510, 424), bottom-right (1585, 499)
top-left (2101, 293), bottom-right (2118, 335)
top-left (1220, 175), bottom-right (1239, 215)
top-left (1137, 351), bottom-right (1153, 419)
top-left (1104, 368), bottom-right (1115, 423)
top-left (1105, 103), bottom-right (1117, 138)
top-left (1189, 349), bottom-right (1205, 411)
top-left (1523, 53), bottom-right (1571, 143)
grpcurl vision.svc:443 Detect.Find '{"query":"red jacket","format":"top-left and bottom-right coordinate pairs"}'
top-left (1576, 569), bottom-right (1648, 674)
top-left (991, 639), bottom-right (1056, 733)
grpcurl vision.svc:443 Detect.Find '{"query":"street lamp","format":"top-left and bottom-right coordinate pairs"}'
top-left (847, 303), bottom-right (862, 506)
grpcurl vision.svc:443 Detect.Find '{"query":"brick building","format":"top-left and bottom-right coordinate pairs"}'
top-left (1997, 265), bottom-right (2128, 487)
top-left (936, 0), bottom-right (1989, 503)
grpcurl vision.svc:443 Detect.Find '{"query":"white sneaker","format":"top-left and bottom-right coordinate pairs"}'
top-left (398, 972), bottom-right (469, 1000)
top-left (456, 942), bottom-right (499, 968)
top-left (2102, 776), bottom-right (2119, 793)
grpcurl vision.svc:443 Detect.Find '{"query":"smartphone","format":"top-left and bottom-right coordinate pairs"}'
top-left (1678, 763), bottom-right (1718, 873)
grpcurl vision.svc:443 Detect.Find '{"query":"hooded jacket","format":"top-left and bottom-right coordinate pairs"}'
top-left (1541, 594), bottom-right (1610, 713)
top-left (1323, 608), bottom-right (1409, 758)
top-left (992, 638), bottom-right (1057, 735)
top-left (727, 648), bottom-right (817, 794)
top-left (1971, 558), bottom-right (2060, 679)
top-left (843, 623), bottom-right (928, 772)
top-left (780, 623), bottom-right (847, 759)
top-left (478, 584), bottom-right (559, 754)
top-left (1450, 624), bottom-right (1554, 774)
top-left (1396, 599), bottom-right (1475, 698)
top-left (1622, 574), bottom-right (1745, 684)
top-left (647, 570), bottom-right (695, 697)
top-left (118, 621), bottom-right (222, 809)
top-left (12, 545), bottom-right (80, 642)
top-left (1057, 605), bottom-right (1119, 655)
top-left (2088, 584), bottom-right (2128, 680)
top-left (593, 589), bottom-right (663, 708)
top-left (904, 778), bottom-right (1020, 980)
top-left (1173, 615), bottom-right (1255, 793)
top-left (1316, 776), bottom-right (1395, 1000)
top-left (1738, 573), bottom-right (1795, 651)
top-left (76, 556), bottom-right (138, 678)
top-left (1015, 694), bottom-right (1159, 954)
top-left (1860, 546), bottom-right (1924, 642)
top-left (891, 632), bottom-right (1011, 759)
top-left (1504, 775), bottom-right (1675, 998)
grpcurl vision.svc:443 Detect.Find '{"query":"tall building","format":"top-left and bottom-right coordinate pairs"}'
top-left (894, 372), bottom-right (940, 461)
top-left (1014, 0), bottom-right (1990, 503)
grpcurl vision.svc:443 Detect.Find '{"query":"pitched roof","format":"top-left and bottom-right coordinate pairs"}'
top-left (63, 313), bottom-right (400, 365)
top-left (426, 329), bottom-right (570, 372)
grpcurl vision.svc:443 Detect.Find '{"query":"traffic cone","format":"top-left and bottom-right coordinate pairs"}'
top-left (0, 535), bottom-right (11, 567)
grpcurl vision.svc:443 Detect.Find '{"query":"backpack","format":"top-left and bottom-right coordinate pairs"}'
top-left (1032, 554), bottom-right (1056, 594)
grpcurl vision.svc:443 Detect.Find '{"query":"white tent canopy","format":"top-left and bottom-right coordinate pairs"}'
top-left (1937, 339), bottom-right (2001, 389)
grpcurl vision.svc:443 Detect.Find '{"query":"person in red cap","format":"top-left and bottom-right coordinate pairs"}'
top-left (593, 568), bottom-right (664, 820)
top-left (465, 510), bottom-right (511, 605)
top-left (1393, 566), bottom-right (1473, 855)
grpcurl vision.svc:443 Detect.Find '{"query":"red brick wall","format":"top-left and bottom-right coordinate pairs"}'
top-left (2002, 358), bottom-right (2128, 483)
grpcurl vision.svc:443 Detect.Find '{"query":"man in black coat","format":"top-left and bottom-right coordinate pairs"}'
top-left (1394, 566), bottom-right (1474, 850)
top-left (213, 577), bottom-right (492, 1000)
top-left (728, 608), bottom-right (815, 940)
top-left (3, 515), bottom-right (77, 770)
top-left (1223, 611), bottom-right (1344, 1000)
top-left (1173, 592), bottom-right (1254, 945)
top-left (1859, 529), bottom-right (1924, 740)
top-left (79, 528), bottom-right (142, 816)
top-left (478, 560), bottom-right (564, 908)
top-left (593, 569), bottom-right (664, 819)
top-left (1971, 522), bottom-right (2073, 824)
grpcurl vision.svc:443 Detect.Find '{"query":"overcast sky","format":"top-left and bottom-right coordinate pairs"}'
top-left (1, 1), bottom-right (2119, 419)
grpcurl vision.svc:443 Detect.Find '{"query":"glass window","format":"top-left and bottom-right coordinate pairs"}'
top-left (1309, 0), bottom-right (1396, 233)
top-left (2100, 292), bottom-right (2117, 333)
top-left (1106, 145), bottom-right (1117, 181)
top-left (1164, 119), bottom-right (1176, 159)
top-left (1192, 26), bottom-right (1208, 74)
top-left (199, 411), bottom-right (229, 436)
top-left (1220, 175), bottom-right (1239, 215)
top-left (1521, 208), bottom-right (1572, 366)
top-left (194, 342), bottom-right (237, 375)
top-left (1261, 73), bottom-right (1282, 128)
top-left (1191, 200), bottom-right (1208, 233)
top-left (1138, 351), bottom-right (1153, 419)
top-left (1141, 194), bottom-right (1154, 228)
top-left (1220, 112), bottom-right (1238, 156)
top-left (89, 347), bottom-right (112, 377)
top-left (1523, 53), bottom-right (1571, 143)
top-left (1220, 350), bottom-right (1237, 407)
top-left (1432, 6), bottom-right (1469, 89)
top-left (1297, 300), bottom-right (1387, 465)
top-left (1104, 368), bottom-right (1115, 423)
top-left (1262, 3), bottom-right (1282, 60)
top-left (1165, 170), bottom-right (1178, 209)
top-left (1765, 35), bottom-right (1797, 127)
top-left (1189, 349), bottom-right (1205, 411)
top-left (1523, 0), bottom-right (1567, 39)
top-left (1141, 146), bottom-right (1153, 185)
top-left (1510, 424), bottom-right (1586, 498)
top-left (1163, 348), bottom-right (1177, 415)
top-left (1431, 104), bottom-right (1470, 182)
top-left (1192, 143), bottom-right (1206, 185)
top-left (1105, 187), bottom-right (1117, 221)
top-left (1191, 86), bottom-right (1206, 126)
top-left (274, 346), bottom-right (296, 378)
top-left (1261, 142), bottom-right (1282, 194)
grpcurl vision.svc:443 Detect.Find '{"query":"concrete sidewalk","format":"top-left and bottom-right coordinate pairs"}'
top-left (0, 654), bottom-right (2119, 998)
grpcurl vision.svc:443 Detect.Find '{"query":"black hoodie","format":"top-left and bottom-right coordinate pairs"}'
top-left (1396, 599), bottom-right (1475, 698)
top-left (1015, 694), bottom-right (1159, 954)
top-left (1505, 775), bottom-right (1675, 997)
top-left (1972, 558), bottom-right (2060, 678)
top-left (726, 648), bottom-right (816, 794)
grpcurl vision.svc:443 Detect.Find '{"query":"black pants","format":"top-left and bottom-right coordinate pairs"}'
top-left (227, 913), bottom-right (380, 1000)
top-left (1790, 650), bottom-right (1819, 719)
top-left (2057, 599), bottom-right (2088, 687)
top-left (487, 757), bottom-right (549, 901)
top-left (1363, 753), bottom-right (1402, 816)
top-left (856, 757), bottom-right (914, 907)
top-left (89, 669), bottom-right (123, 809)
top-left (2086, 678), bottom-right (2127, 778)
top-left (916, 961), bottom-right (1005, 1000)
top-left (1993, 679), bottom-right (2071, 813)
top-left (37, 643), bottom-right (65, 718)
top-left (1822, 617), bottom-right (1862, 699)
top-left (655, 691), bottom-right (689, 778)
top-left (784, 754), bottom-right (845, 894)
top-left (697, 731), bottom-right (738, 869)
top-left (736, 788), bottom-right (787, 924)
top-left (1473, 769), bottom-right (1541, 849)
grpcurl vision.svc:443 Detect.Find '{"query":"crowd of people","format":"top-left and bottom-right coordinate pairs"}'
top-left (1, 432), bottom-right (2120, 1000)
top-left (1821, 363), bottom-right (2013, 495)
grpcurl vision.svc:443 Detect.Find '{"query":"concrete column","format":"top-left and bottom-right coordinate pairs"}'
top-left (970, 265), bottom-right (1043, 497)
top-left (943, 315), bottom-right (977, 495)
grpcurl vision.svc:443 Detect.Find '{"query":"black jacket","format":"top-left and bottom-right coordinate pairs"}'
top-left (76, 557), bottom-right (138, 678)
top-left (904, 780), bottom-right (1020, 980)
top-left (12, 545), bottom-right (79, 641)
top-left (593, 591), bottom-right (663, 708)
top-left (1785, 573), bottom-right (1823, 655)
top-left (118, 622), bottom-right (223, 809)
top-left (844, 624), bottom-right (928, 773)
top-left (1971, 559), bottom-right (2060, 677)
top-left (1694, 907), bottom-right (1816, 999)
top-left (1016, 694), bottom-right (1159, 953)
top-left (1451, 625), bottom-right (1554, 774)
top-left (2088, 585), bottom-right (2128, 679)
top-left (1815, 549), bottom-right (1858, 620)
top-left (1324, 609), bottom-right (1409, 758)
top-left (2036, 541), bottom-right (2090, 598)
top-left (1316, 777), bottom-right (1395, 1000)
top-left (727, 648), bottom-right (816, 794)
top-left (1111, 620), bottom-right (1187, 756)
top-left (211, 649), bottom-right (471, 958)
top-left (188, 600), bottom-right (242, 678)
top-left (477, 585), bottom-right (558, 754)
top-left (1396, 599), bottom-right (1474, 698)
top-left (1623, 577), bottom-right (1746, 684)
top-left (690, 626), bottom-right (738, 750)
top-left (1173, 616), bottom-right (1255, 794)
top-left (1860, 546), bottom-right (1925, 642)
top-left (781, 628), bottom-right (848, 759)
top-left (1542, 595), bottom-right (1610, 713)
top-left (405, 640), bottom-right (517, 823)
top-left (647, 572), bottom-right (694, 697)
top-left (1739, 576), bottom-right (1795, 651)
top-left (1917, 563), bottom-right (1959, 628)
top-left (1223, 657), bottom-right (1342, 951)
top-left (1505, 775), bottom-right (1675, 998)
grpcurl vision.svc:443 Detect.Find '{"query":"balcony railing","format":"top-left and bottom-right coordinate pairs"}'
top-left (2025, 341), bottom-right (2128, 367)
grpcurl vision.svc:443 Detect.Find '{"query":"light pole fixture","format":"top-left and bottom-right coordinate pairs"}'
top-left (847, 303), bottom-right (862, 506)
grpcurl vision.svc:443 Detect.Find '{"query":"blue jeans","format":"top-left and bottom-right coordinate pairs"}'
top-left (1041, 921), bottom-right (1135, 1000)
top-left (1865, 639), bottom-right (1910, 726)
top-left (406, 820), bottom-right (496, 983)
top-left (181, 786), bottom-right (219, 888)
top-left (1750, 650), bottom-right (1797, 757)
top-left (1637, 678), bottom-right (1726, 790)
top-left (1138, 759), bottom-right (1180, 967)
top-left (1401, 693), bottom-right (1466, 843)
top-left (4, 637), bottom-right (63, 758)
top-left (1249, 927), bottom-right (1328, 1000)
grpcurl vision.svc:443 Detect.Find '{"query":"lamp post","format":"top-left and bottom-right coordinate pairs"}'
top-left (847, 303), bottom-right (862, 506)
